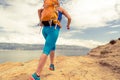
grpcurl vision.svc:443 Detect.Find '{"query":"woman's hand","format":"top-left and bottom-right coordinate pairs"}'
top-left (39, 22), bottom-right (43, 27)
top-left (61, 7), bottom-right (71, 30)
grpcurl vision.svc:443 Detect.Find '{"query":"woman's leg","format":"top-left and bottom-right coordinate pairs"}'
top-left (35, 27), bottom-right (58, 75)
top-left (31, 26), bottom-right (60, 79)
top-left (30, 54), bottom-right (47, 80)
top-left (50, 51), bottom-right (55, 64)
top-left (49, 50), bottom-right (55, 71)
top-left (35, 54), bottom-right (48, 76)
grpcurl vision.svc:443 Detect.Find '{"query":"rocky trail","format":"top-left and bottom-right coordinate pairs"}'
top-left (0, 39), bottom-right (120, 80)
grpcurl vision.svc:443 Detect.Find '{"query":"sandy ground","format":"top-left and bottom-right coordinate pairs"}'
top-left (0, 55), bottom-right (119, 80)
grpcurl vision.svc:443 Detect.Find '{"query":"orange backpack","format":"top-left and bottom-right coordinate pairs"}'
top-left (41, 0), bottom-right (61, 27)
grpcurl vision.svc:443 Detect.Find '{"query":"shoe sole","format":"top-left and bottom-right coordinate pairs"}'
top-left (49, 68), bottom-right (54, 71)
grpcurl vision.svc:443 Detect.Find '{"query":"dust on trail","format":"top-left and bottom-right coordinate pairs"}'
top-left (0, 56), bottom-right (119, 80)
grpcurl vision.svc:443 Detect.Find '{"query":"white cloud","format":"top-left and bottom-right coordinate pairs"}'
top-left (107, 31), bottom-right (119, 34)
top-left (0, 29), bottom-right (45, 44)
top-left (115, 0), bottom-right (120, 15)
top-left (0, 29), bottom-right (105, 48)
top-left (0, 0), bottom-right (42, 33)
top-left (57, 37), bottom-right (105, 48)
top-left (110, 24), bottom-right (120, 28)
top-left (65, 0), bottom-right (119, 29)
top-left (0, 0), bottom-right (119, 47)
top-left (60, 30), bottom-right (84, 38)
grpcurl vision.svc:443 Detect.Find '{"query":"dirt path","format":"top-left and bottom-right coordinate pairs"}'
top-left (0, 56), bottom-right (119, 80)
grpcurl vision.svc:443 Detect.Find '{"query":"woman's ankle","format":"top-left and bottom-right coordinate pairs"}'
top-left (35, 72), bottom-right (40, 77)
top-left (50, 63), bottom-right (54, 65)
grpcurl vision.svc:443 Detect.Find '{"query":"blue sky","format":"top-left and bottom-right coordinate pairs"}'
top-left (0, 0), bottom-right (120, 48)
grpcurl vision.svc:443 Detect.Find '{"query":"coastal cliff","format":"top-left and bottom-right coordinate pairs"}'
top-left (0, 39), bottom-right (120, 80)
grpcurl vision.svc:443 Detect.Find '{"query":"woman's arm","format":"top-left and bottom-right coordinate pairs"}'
top-left (61, 7), bottom-right (71, 29)
top-left (38, 8), bottom-right (44, 21)
top-left (38, 8), bottom-right (43, 26)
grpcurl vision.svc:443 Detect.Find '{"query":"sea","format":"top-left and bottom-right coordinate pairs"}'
top-left (0, 49), bottom-right (90, 63)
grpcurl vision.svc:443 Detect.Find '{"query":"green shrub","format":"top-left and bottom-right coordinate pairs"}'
top-left (118, 38), bottom-right (120, 40)
top-left (109, 40), bottom-right (116, 45)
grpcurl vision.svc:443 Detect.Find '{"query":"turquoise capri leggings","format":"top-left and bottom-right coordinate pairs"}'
top-left (42, 26), bottom-right (60, 56)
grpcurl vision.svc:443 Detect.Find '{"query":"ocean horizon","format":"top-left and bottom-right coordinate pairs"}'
top-left (0, 43), bottom-right (90, 63)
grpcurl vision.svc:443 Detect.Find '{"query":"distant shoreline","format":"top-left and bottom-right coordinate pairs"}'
top-left (0, 43), bottom-right (90, 50)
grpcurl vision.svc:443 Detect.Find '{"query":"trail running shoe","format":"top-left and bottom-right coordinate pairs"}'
top-left (30, 73), bottom-right (40, 80)
top-left (49, 64), bottom-right (55, 71)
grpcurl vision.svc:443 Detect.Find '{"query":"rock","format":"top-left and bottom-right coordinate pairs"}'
top-left (89, 39), bottom-right (120, 75)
